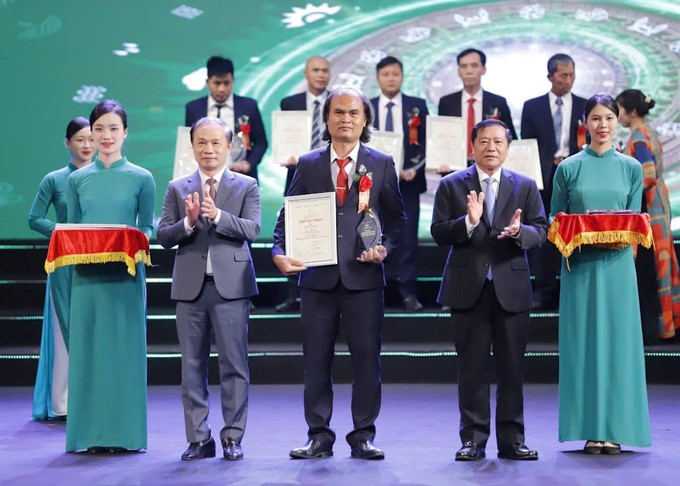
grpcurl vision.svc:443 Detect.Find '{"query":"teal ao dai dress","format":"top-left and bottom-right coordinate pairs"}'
top-left (65, 157), bottom-right (156, 451)
top-left (551, 146), bottom-right (651, 447)
top-left (28, 163), bottom-right (78, 419)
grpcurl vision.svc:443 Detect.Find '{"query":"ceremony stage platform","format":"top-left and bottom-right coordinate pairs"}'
top-left (0, 384), bottom-right (677, 485)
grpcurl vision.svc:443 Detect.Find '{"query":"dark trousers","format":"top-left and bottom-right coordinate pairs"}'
top-left (300, 283), bottom-right (383, 447)
top-left (394, 190), bottom-right (420, 298)
top-left (452, 280), bottom-right (530, 448)
top-left (530, 186), bottom-right (560, 308)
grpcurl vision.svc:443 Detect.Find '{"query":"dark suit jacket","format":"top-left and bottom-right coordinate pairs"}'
top-left (157, 168), bottom-right (261, 301)
top-left (438, 90), bottom-right (518, 139)
top-left (370, 93), bottom-right (428, 195)
top-left (185, 95), bottom-right (268, 180)
top-left (272, 144), bottom-right (406, 291)
top-left (280, 92), bottom-right (309, 193)
top-left (520, 92), bottom-right (587, 193)
top-left (431, 165), bottom-right (547, 312)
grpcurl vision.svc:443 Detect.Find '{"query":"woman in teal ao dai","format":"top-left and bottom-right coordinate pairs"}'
top-left (29, 117), bottom-right (93, 420)
top-left (65, 100), bottom-right (156, 453)
top-left (551, 94), bottom-right (651, 454)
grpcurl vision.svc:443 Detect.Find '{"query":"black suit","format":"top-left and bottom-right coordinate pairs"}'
top-left (185, 95), bottom-right (268, 180)
top-left (272, 144), bottom-right (405, 447)
top-left (431, 165), bottom-right (546, 449)
top-left (370, 93), bottom-right (428, 299)
top-left (438, 90), bottom-right (518, 140)
top-left (521, 92), bottom-right (586, 307)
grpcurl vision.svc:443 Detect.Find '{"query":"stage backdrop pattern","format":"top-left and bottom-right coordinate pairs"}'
top-left (0, 0), bottom-right (678, 240)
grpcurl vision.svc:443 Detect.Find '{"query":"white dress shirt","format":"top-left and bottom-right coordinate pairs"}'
top-left (466, 165), bottom-right (501, 235)
top-left (549, 91), bottom-right (573, 158)
top-left (462, 89), bottom-right (483, 125)
top-left (208, 94), bottom-right (235, 133)
top-left (330, 143), bottom-right (361, 191)
top-left (378, 92), bottom-right (404, 134)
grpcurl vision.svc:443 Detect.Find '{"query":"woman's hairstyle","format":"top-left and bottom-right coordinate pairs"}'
top-left (616, 89), bottom-right (655, 117)
top-left (583, 93), bottom-right (619, 121)
top-left (65, 116), bottom-right (90, 140)
top-left (89, 99), bottom-right (128, 129)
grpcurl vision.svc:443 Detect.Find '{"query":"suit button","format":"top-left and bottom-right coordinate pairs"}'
top-left (338, 212), bottom-right (344, 216)
top-left (338, 234), bottom-right (344, 239)
top-left (484, 262), bottom-right (489, 267)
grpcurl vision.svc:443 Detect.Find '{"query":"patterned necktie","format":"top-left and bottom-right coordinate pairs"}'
top-left (554, 97), bottom-right (563, 152)
top-left (311, 99), bottom-right (322, 149)
top-left (336, 157), bottom-right (350, 206)
top-left (385, 101), bottom-right (395, 132)
top-left (483, 177), bottom-right (496, 280)
top-left (206, 177), bottom-right (217, 200)
top-left (215, 103), bottom-right (225, 119)
top-left (467, 97), bottom-right (476, 158)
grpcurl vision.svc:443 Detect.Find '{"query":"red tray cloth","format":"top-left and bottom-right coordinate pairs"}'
top-left (44, 225), bottom-right (151, 277)
top-left (548, 212), bottom-right (653, 262)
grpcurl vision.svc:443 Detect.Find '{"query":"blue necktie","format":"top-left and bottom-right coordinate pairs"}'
top-left (483, 177), bottom-right (496, 280)
top-left (311, 99), bottom-right (322, 149)
top-left (554, 98), bottom-right (563, 152)
top-left (385, 101), bottom-right (395, 132)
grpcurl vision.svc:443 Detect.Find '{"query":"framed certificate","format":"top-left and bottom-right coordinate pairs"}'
top-left (272, 111), bottom-right (312, 164)
top-left (504, 139), bottom-right (544, 190)
top-left (425, 115), bottom-right (467, 172)
top-left (284, 191), bottom-right (337, 267)
top-left (367, 130), bottom-right (404, 172)
top-left (173, 126), bottom-right (198, 179)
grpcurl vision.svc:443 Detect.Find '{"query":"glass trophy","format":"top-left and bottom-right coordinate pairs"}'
top-left (356, 208), bottom-right (382, 253)
top-left (228, 133), bottom-right (248, 164)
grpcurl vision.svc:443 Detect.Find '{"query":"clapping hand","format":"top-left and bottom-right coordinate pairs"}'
top-left (467, 190), bottom-right (485, 226)
top-left (498, 209), bottom-right (522, 239)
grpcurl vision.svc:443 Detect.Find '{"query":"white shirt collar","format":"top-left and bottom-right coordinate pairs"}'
top-left (198, 166), bottom-right (227, 186)
top-left (379, 91), bottom-right (402, 107)
top-left (330, 143), bottom-right (361, 165)
top-left (209, 93), bottom-right (233, 110)
top-left (475, 164), bottom-right (502, 184)
top-left (306, 90), bottom-right (328, 107)
top-left (463, 89), bottom-right (483, 103)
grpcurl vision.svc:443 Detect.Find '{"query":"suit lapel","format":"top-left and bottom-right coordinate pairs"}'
top-left (214, 168), bottom-right (234, 209)
top-left (401, 95), bottom-right (411, 134)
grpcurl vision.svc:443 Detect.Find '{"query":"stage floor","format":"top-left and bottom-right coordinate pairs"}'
top-left (1, 384), bottom-right (677, 485)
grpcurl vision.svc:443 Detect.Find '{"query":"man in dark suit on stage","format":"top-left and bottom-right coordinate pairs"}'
top-left (438, 48), bottom-right (516, 170)
top-left (275, 55), bottom-right (331, 312)
top-left (157, 117), bottom-right (261, 462)
top-left (185, 56), bottom-right (268, 181)
top-left (370, 56), bottom-right (428, 312)
top-left (521, 53), bottom-right (586, 310)
top-left (272, 87), bottom-right (405, 460)
top-left (431, 119), bottom-right (547, 462)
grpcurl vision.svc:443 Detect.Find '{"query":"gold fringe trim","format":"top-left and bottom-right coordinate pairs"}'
top-left (45, 250), bottom-right (151, 276)
top-left (548, 219), bottom-right (653, 271)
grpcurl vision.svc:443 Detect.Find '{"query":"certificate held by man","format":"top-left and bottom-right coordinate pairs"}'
top-left (284, 191), bottom-right (337, 267)
top-left (272, 111), bottom-right (312, 164)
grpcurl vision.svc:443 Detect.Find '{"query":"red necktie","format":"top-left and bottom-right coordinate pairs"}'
top-left (467, 97), bottom-right (476, 158)
top-left (336, 157), bottom-right (350, 206)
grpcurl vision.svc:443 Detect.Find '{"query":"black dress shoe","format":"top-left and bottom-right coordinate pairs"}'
top-left (222, 438), bottom-right (243, 461)
top-left (583, 440), bottom-right (603, 454)
top-left (455, 441), bottom-right (486, 461)
top-left (289, 439), bottom-right (333, 459)
top-left (403, 296), bottom-right (424, 312)
top-left (601, 442), bottom-right (621, 455)
top-left (350, 440), bottom-right (385, 460)
top-left (498, 442), bottom-right (539, 460)
top-left (87, 446), bottom-right (108, 454)
top-left (275, 298), bottom-right (300, 312)
top-left (181, 436), bottom-right (216, 461)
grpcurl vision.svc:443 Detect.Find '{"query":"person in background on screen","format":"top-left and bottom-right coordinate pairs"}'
top-left (65, 100), bottom-right (156, 453)
top-left (275, 55), bottom-right (331, 313)
top-left (185, 56), bottom-right (268, 181)
top-left (28, 116), bottom-right (93, 421)
top-left (551, 94), bottom-right (651, 455)
top-left (370, 56), bottom-right (429, 312)
top-left (521, 53), bottom-right (587, 311)
top-left (617, 88), bottom-right (680, 342)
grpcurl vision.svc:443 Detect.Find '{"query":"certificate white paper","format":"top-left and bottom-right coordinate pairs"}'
top-left (504, 139), bottom-right (544, 190)
top-left (425, 115), bottom-right (467, 172)
top-left (272, 111), bottom-right (312, 164)
top-left (173, 126), bottom-right (198, 179)
top-left (284, 192), bottom-right (337, 267)
top-left (367, 130), bottom-right (404, 172)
